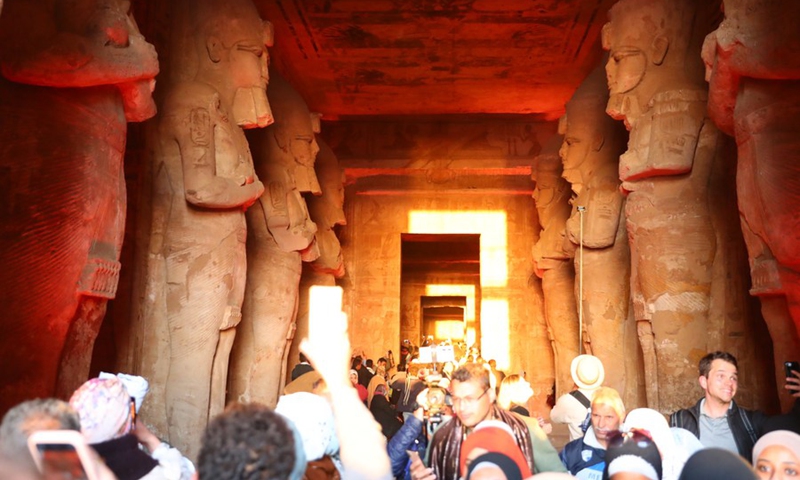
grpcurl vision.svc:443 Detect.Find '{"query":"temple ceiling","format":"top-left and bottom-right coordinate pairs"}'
top-left (255, 0), bottom-right (617, 120)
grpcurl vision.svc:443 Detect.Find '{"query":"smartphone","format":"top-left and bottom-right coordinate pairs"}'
top-left (785, 361), bottom-right (800, 379)
top-left (27, 430), bottom-right (99, 480)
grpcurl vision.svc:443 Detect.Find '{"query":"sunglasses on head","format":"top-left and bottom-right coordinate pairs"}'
top-left (607, 428), bottom-right (653, 449)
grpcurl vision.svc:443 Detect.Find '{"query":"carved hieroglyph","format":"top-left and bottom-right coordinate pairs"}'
top-left (135, 0), bottom-right (270, 457)
top-left (532, 136), bottom-right (580, 398)
top-left (603, 0), bottom-right (723, 412)
top-left (559, 66), bottom-right (645, 408)
top-left (703, 0), bottom-right (800, 409)
top-left (228, 71), bottom-right (319, 408)
top-left (0, 0), bottom-right (158, 413)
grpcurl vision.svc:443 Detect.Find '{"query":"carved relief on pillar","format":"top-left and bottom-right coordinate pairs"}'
top-left (602, 0), bottom-right (722, 412)
top-left (532, 135), bottom-right (579, 398)
top-left (228, 70), bottom-right (320, 409)
top-left (703, 0), bottom-right (800, 409)
top-left (559, 65), bottom-right (645, 409)
top-left (134, 0), bottom-right (270, 457)
top-left (0, 0), bottom-right (158, 413)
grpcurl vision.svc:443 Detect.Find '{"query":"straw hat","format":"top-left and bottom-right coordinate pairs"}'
top-left (570, 354), bottom-right (604, 390)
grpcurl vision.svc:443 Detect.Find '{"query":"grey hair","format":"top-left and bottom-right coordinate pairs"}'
top-left (0, 398), bottom-right (81, 469)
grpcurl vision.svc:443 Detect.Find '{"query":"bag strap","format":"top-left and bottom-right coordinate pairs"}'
top-left (569, 390), bottom-right (592, 409)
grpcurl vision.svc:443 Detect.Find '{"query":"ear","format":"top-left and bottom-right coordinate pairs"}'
top-left (698, 375), bottom-right (708, 391)
top-left (650, 35), bottom-right (669, 65)
top-left (591, 133), bottom-right (605, 152)
top-left (206, 35), bottom-right (223, 63)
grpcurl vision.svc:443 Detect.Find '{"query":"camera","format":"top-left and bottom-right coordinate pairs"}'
top-left (413, 372), bottom-right (452, 437)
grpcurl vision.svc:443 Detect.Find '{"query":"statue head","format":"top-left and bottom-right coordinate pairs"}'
top-left (532, 135), bottom-right (573, 272)
top-left (186, 0), bottom-right (274, 128)
top-left (308, 138), bottom-right (346, 277)
top-left (559, 65), bottom-right (626, 195)
top-left (0, 0), bottom-right (160, 122)
top-left (602, 0), bottom-right (712, 128)
top-left (267, 71), bottom-right (322, 195)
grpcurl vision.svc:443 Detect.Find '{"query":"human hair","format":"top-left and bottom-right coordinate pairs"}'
top-left (298, 352), bottom-right (308, 363)
top-left (377, 357), bottom-right (387, 365)
top-left (699, 351), bottom-right (738, 377)
top-left (591, 387), bottom-right (625, 421)
top-left (197, 403), bottom-right (297, 480)
top-left (0, 399), bottom-right (81, 469)
top-left (452, 363), bottom-right (491, 391)
top-left (366, 359), bottom-right (374, 369)
top-left (497, 374), bottom-right (531, 410)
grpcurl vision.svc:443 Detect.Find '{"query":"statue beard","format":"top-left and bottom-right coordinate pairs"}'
top-left (232, 86), bottom-right (273, 128)
top-left (607, 93), bottom-right (642, 131)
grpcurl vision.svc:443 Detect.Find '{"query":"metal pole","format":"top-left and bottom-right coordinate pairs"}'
top-left (577, 205), bottom-right (585, 355)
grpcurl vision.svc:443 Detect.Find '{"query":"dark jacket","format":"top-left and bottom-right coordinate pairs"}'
top-left (291, 362), bottom-right (314, 381)
top-left (669, 398), bottom-right (764, 460)
top-left (387, 415), bottom-right (426, 480)
top-left (559, 428), bottom-right (606, 479)
top-left (370, 394), bottom-right (403, 439)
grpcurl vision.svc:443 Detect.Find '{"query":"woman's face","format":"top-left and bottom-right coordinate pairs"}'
top-left (349, 373), bottom-right (358, 386)
top-left (756, 445), bottom-right (800, 479)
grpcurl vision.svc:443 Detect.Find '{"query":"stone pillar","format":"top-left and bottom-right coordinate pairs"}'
top-left (228, 70), bottom-right (320, 408)
top-left (703, 0), bottom-right (800, 411)
top-left (559, 65), bottom-right (646, 409)
top-left (132, 0), bottom-right (270, 458)
top-left (532, 136), bottom-right (580, 398)
top-left (0, 0), bottom-right (158, 413)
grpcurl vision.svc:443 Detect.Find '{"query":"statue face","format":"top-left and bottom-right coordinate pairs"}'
top-left (559, 127), bottom-right (592, 194)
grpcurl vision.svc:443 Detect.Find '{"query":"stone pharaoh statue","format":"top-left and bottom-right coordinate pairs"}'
top-left (703, 0), bottom-right (800, 409)
top-left (602, 0), bottom-right (722, 411)
top-left (0, 0), bottom-right (158, 413)
top-left (137, 0), bottom-right (271, 457)
top-left (228, 70), bottom-right (320, 408)
top-left (559, 65), bottom-right (644, 408)
top-left (532, 136), bottom-right (580, 398)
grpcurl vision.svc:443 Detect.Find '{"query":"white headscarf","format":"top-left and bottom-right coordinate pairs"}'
top-left (275, 392), bottom-right (339, 461)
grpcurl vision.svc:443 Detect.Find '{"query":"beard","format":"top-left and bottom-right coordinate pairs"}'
top-left (232, 86), bottom-right (273, 128)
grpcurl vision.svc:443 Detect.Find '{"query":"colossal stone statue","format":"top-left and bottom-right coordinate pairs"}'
top-left (602, 0), bottom-right (722, 411)
top-left (0, 0), bottom-right (158, 413)
top-left (285, 136), bottom-right (347, 384)
top-left (703, 0), bottom-right (800, 409)
top-left (532, 136), bottom-right (580, 398)
top-left (559, 66), bottom-right (645, 408)
top-left (135, 0), bottom-right (270, 456)
top-left (228, 71), bottom-right (320, 408)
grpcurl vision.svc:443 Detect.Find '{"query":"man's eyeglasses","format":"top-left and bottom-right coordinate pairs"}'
top-left (607, 428), bottom-right (653, 449)
top-left (451, 388), bottom-right (489, 408)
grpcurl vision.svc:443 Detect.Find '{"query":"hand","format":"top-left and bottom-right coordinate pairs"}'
top-left (786, 370), bottom-right (800, 397)
top-left (408, 450), bottom-right (436, 480)
top-left (133, 418), bottom-right (162, 453)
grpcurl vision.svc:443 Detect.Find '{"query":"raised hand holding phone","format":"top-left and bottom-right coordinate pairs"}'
top-left (28, 430), bottom-right (99, 480)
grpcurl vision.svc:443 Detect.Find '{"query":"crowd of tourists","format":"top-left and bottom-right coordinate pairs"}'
top-left (1, 332), bottom-right (799, 480)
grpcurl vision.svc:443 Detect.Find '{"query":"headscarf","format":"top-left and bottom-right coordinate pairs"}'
top-left (69, 377), bottom-right (132, 444)
top-left (459, 422), bottom-right (532, 478)
top-left (277, 413), bottom-right (308, 480)
top-left (624, 408), bottom-right (694, 480)
top-left (678, 448), bottom-right (756, 480)
top-left (608, 455), bottom-right (659, 480)
top-left (367, 375), bottom-right (388, 409)
top-left (275, 392), bottom-right (339, 462)
top-left (602, 429), bottom-right (662, 480)
top-left (752, 430), bottom-right (800, 464)
top-left (466, 452), bottom-right (523, 480)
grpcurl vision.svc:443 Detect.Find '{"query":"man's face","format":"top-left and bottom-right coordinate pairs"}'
top-left (700, 359), bottom-right (738, 405)
top-left (590, 403), bottom-right (621, 444)
top-left (450, 379), bottom-right (493, 428)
